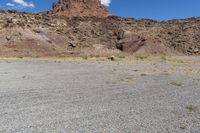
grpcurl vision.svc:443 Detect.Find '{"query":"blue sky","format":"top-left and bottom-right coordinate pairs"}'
top-left (1, 0), bottom-right (200, 20)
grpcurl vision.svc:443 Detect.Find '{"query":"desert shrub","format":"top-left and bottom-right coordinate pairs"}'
top-left (16, 55), bottom-right (23, 59)
top-left (135, 54), bottom-right (148, 60)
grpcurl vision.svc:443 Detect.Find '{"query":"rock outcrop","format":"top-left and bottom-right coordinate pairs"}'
top-left (0, 10), bottom-right (200, 57)
top-left (47, 0), bottom-right (111, 17)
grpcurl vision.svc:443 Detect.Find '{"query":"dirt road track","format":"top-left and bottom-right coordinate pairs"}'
top-left (0, 60), bottom-right (200, 132)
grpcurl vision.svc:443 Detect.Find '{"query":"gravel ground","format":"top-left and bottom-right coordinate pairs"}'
top-left (0, 60), bottom-right (200, 133)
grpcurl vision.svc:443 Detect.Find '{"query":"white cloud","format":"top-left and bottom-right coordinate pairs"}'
top-left (100, 0), bottom-right (111, 6)
top-left (12, 0), bottom-right (34, 8)
top-left (6, 3), bottom-right (15, 7)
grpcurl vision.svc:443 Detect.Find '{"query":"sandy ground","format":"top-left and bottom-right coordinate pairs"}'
top-left (0, 59), bottom-right (200, 133)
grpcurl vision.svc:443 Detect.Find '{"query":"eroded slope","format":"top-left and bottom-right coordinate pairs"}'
top-left (0, 10), bottom-right (200, 57)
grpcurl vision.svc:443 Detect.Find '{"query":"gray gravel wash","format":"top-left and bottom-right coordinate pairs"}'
top-left (0, 60), bottom-right (200, 133)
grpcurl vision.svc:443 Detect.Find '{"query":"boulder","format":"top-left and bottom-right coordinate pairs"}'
top-left (116, 31), bottom-right (146, 53)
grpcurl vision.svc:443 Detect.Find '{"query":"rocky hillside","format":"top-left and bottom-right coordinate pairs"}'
top-left (0, 10), bottom-right (200, 57)
top-left (47, 0), bottom-right (111, 17)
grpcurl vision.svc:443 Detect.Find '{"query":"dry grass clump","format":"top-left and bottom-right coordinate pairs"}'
top-left (16, 55), bottom-right (23, 59)
top-left (170, 82), bottom-right (183, 86)
top-left (78, 48), bottom-right (128, 61)
top-left (160, 54), bottom-right (167, 61)
top-left (134, 54), bottom-right (148, 60)
top-left (186, 105), bottom-right (200, 113)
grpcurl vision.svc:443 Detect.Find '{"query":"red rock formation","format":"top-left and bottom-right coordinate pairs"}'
top-left (47, 0), bottom-right (111, 17)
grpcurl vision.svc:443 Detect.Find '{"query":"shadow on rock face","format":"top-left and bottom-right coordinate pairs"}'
top-left (116, 31), bottom-right (146, 53)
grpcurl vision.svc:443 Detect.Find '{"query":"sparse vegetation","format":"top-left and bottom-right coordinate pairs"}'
top-left (125, 76), bottom-right (134, 82)
top-left (161, 71), bottom-right (170, 75)
top-left (170, 82), bottom-right (183, 86)
top-left (160, 55), bottom-right (167, 61)
top-left (32, 55), bottom-right (39, 58)
top-left (89, 54), bottom-right (100, 58)
top-left (193, 78), bottom-right (200, 81)
top-left (169, 59), bottom-right (185, 64)
top-left (141, 73), bottom-right (147, 76)
top-left (16, 55), bottom-right (23, 59)
top-left (186, 105), bottom-right (200, 113)
top-left (81, 55), bottom-right (88, 60)
top-left (135, 54), bottom-right (148, 60)
top-left (117, 54), bottom-right (126, 59)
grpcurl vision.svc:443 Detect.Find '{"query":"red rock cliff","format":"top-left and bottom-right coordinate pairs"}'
top-left (47, 0), bottom-right (111, 17)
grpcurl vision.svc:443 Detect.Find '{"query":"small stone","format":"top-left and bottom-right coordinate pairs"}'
top-left (180, 123), bottom-right (187, 130)
top-left (33, 29), bottom-right (41, 33)
top-left (108, 55), bottom-right (115, 61)
top-left (6, 36), bottom-right (11, 41)
top-left (194, 48), bottom-right (199, 53)
top-left (69, 42), bottom-right (76, 48)
top-left (141, 73), bottom-right (147, 76)
top-left (6, 18), bottom-right (13, 23)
